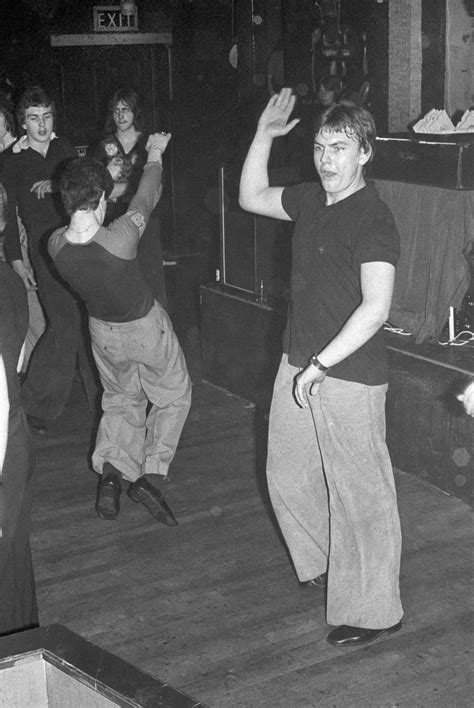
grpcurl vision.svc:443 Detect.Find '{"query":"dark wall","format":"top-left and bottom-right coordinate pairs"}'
top-left (280, 0), bottom-right (390, 133)
top-left (341, 0), bottom-right (389, 134)
top-left (421, 0), bottom-right (446, 116)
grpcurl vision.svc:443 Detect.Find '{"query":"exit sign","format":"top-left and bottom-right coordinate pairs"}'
top-left (93, 6), bottom-right (138, 32)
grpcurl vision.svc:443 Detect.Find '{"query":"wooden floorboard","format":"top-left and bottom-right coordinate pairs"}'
top-left (30, 377), bottom-right (473, 707)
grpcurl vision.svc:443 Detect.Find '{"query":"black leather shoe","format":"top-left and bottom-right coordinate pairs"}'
top-left (327, 620), bottom-right (402, 647)
top-left (96, 473), bottom-right (122, 520)
top-left (300, 573), bottom-right (327, 590)
top-left (128, 477), bottom-right (178, 526)
top-left (26, 415), bottom-right (48, 435)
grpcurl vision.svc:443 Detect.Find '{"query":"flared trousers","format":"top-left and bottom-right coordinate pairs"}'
top-left (267, 355), bottom-right (403, 629)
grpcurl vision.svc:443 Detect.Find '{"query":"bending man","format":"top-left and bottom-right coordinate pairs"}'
top-left (48, 134), bottom-right (191, 525)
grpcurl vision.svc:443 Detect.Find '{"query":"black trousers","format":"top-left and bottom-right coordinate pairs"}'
top-left (21, 239), bottom-right (99, 420)
top-left (0, 409), bottom-right (38, 636)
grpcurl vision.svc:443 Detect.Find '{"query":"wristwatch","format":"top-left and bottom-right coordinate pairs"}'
top-left (309, 354), bottom-right (331, 373)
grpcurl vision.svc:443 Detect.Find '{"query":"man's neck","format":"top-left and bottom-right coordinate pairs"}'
top-left (66, 213), bottom-right (100, 243)
top-left (116, 126), bottom-right (138, 147)
top-left (26, 133), bottom-right (52, 156)
top-left (325, 177), bottom-right (366, 206)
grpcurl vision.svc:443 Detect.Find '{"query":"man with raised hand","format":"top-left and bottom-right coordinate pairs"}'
top-left (239, 88), bottom-right (403, 647)
top-left (48, 133), bottom-right (191, 526)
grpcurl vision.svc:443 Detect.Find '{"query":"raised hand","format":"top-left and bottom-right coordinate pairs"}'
top-left (146, 132), bottom-right (171, 162)
top-left (257, 88), bottom-right (300, 139)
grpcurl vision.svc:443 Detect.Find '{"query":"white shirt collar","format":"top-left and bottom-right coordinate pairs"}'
top-left (12, 132), bottom-right (58, 153)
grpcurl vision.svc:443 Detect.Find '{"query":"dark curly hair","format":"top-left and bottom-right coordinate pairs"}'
top-left (314, 102), bottom-right (376, 163)
top-left (60, 157), bottom-right (114, 216)
top-left (16, 85), bottom-right (55, 131)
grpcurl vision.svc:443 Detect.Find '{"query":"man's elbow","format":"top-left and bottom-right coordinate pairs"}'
top-left (372, 305), bottom-right (391, 328)
top-left (239, 191), bottom-right (267, 215)
top-left (238, 191), bottom-right (252, 213)
top-left (363, 301), bottom-right (391, 329)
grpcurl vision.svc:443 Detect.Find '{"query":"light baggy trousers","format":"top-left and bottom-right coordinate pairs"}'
top-left (89, 301), bottom-right (192, 482)
top-left (267, 355), bottom-right (403, 629)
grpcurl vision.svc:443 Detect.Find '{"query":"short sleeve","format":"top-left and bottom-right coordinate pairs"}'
top-left (352, 202), bottom-right (400, 269)
top-left (281, 182), bottom-right (320, 222)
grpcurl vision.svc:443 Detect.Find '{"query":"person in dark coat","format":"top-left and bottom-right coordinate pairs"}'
top-left (1, 86), bottom-right (99, 433)
top-left (0, 259), bottom-right (38, 635)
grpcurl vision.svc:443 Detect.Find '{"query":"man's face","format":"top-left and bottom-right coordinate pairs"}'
top-left (22, 105), bottom-right (54, 144)
top-left (113, 101), bottom-right (134, 133)
top-left (313, 127), bottom-right (370, 204)
top-left (318, 86), bottom-right (335, 107)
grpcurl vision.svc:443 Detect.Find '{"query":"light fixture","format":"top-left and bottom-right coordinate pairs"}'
top-left (120, 0), bottom-right (136, 16)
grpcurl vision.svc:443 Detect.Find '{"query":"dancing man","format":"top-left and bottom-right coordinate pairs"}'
top-left (239, 89), bottom-right (403, 647)
top-left (48, 133), bottom-right (191, 524)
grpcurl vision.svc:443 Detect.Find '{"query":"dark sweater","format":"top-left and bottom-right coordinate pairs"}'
top-left (1, 137), bottom-right (75, 264)
top-left (48, 162), bottom-right (161, 322)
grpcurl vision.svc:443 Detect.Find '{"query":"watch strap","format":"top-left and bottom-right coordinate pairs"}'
top-left (309, 354), bottom-right (330, 372)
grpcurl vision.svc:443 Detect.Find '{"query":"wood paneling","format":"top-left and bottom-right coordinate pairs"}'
top-left (30, 340), bottom-right (473, 705)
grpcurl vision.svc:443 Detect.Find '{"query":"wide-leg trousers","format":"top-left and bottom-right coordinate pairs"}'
top-left (267, 355), bottom-right (403, 629)
top-left (0, 409), bottom-right (38, 636)
top-left (89, 301), bottom-right (192, 482)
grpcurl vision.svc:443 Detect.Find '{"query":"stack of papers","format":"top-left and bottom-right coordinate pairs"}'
top-left (455, 109), bottom-right (474, 132)
top-left (412, 108), bottom-right (474, 133)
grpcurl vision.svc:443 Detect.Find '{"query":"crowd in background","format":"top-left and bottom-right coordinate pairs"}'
top-left (0, 82), bottom-right (191, 637)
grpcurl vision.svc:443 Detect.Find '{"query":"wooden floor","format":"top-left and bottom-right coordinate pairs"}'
top-left (29, 362), bottom-right (473, 707)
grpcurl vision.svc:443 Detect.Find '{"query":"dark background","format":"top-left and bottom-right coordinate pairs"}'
top-left (0, 0), bottom-right (449, 259)
top-left (0, 0), bottom-right (447, 146)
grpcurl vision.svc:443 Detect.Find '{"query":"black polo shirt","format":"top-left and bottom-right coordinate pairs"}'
top-left (281, 180), bottom-right (400, 385)
top-left (0, 137), bottom-right (75, 263)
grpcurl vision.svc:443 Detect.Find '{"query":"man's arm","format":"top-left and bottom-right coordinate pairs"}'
top-left (1, 158), bottom-right (37, 289)
top-left (127, 132), bottom-right (170, 229)
top-left (30, 138), bottom-right (76, 199)
top-left (1, 157), bottom-right (22, 263)
top-left (294, 261), bottom-right (395, 407)
top-left (239, 88), bottom-right (299, 220)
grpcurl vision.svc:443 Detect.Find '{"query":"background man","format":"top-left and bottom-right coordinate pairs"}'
top-left (239, 88), bottom-right (403, 647)
top-left (1, 86), bottom-right (98, 433)
top-left (48, 134), bottom-right (191, 525)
